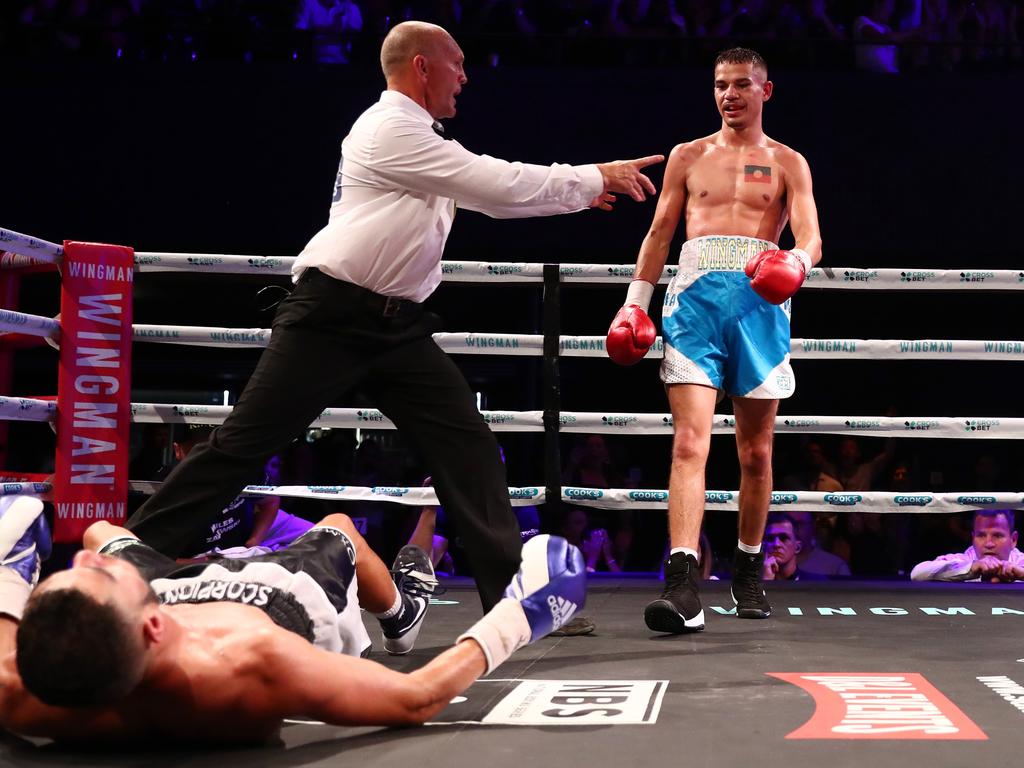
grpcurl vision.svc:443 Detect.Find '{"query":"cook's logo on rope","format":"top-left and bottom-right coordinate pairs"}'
top-left (956, 495), bottom-right (997, 505)
top-left (769, 673), bottom-right (986, 740)
top-left (771, 493), bottom-right (799, 504)
top-left (629, 490), bottom-right (668, 502)
top-left (509, 487), bottom-right (540, 499)
top-left (894, 495), bottom-right (933, 507)
top-left (565, 488), bottom-right (604, 500)
top-left (824, 494), bottom-right (862, 506)
top-left (373, 487), bottom-right (410, 497)
top-left (705, 491), bottom-right (734, 504)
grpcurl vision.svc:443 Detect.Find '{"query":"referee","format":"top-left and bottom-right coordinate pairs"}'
top-left (127, 21), bottom-right (663, 610)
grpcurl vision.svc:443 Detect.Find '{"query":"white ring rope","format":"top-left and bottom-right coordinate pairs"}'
top-left (3, 225), bottom-right (1022, 289)
top-left (0, 309), bottom-right (60, 339)
top-left (4, 481), bottom-right (1020, 515)
top-left (126, 253), bottom-right (1024, 289)
top-left (128, 325), bottom-right (1024, 362)
top-left (0, 227), bottom-right (63, 264)
top-left (5, 315), bottom-right (1024, 362)
top-left (0, 397), bottom-right (1015, 440)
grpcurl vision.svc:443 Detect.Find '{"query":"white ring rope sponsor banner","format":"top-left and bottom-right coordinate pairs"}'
top-left (0, 227), bottom-right (63, 264)
top-left (127, 325), bottom-right (1024, 362)
top-left (563, 488), bottom-right (1024, 514)
top-left (3, 397), bottom-right (1020, 439)
top-left (127, 403), bottom-right (545, 432)
top-left (7, 481), bottom-right (1019, 515)
top-left (0, 309), bottom-right (60, 338)
top-left (122, 482), bottom-right (547, 507)
top-left (126, 252), bottom-right (1024, 290)
top-left (0, 397), bottom-right (56, 422)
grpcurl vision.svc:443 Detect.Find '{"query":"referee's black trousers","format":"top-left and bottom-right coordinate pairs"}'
top-left (127, 268), bottom-right (522, 610)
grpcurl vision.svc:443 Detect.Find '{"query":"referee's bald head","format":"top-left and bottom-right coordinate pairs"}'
top-left (380, 21), bottom-right (452, 82)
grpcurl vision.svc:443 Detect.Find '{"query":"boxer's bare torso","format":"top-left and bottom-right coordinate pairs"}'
top-left (676, 133), bottom-right (805, 244)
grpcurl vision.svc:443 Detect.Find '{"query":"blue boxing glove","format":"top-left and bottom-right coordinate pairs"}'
top-left (457, 535), bottom-right (586, 673)
top-left (0, 496), bottom-right (51, 620)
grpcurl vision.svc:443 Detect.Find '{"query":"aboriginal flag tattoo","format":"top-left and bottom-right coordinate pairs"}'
top-left (744, 165), bottom-right (772, 183)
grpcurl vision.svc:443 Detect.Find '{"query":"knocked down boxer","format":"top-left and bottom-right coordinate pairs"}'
top-left (0, 496), bottom-right (585, 745)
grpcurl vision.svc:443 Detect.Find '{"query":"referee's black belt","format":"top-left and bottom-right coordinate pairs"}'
top-left (307, 268), bottom-right (422, 318)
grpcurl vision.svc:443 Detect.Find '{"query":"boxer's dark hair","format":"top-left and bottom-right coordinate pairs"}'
top-left (975, 509), bottom-right (1015, 531)
top-left (714, 47), bottom-right (768, 73)
top-left (17, 589), bottom-right (143, 707)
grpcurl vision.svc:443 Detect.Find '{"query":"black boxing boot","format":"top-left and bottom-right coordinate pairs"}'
top-left (644, 552), bottom-right (705, 633)
top-left (731, 548), bottom-right (771, 619)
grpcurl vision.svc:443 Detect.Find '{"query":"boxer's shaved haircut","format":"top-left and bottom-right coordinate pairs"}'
top-left (380, 21), bottom-right (450, 81)
top-left (714, 47), bottom-right (768, 76)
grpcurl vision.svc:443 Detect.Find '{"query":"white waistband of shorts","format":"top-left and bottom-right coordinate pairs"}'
top-left (679, 235), bottom-right (778, 273)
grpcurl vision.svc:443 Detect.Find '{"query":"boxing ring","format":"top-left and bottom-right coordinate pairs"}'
top-left (2, 225), bottom-right (1023, 765)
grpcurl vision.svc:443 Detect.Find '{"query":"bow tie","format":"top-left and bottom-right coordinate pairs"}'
top-left (432, 121), bottom-right (452, 140)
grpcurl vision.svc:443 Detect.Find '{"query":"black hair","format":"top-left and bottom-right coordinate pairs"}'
top-left (765, 512), bottom-right (798, 531)
top-left (714, 47), bottom-right (768, 74)
top-left (16, 589), bottom-right (144, 708)
top-left (975, 509), bottom-right (1015, 531)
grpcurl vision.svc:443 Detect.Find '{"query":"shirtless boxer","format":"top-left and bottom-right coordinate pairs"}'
top-left (606, 47), bottom-right (823, 633)
top-left (0, 496), bottom-right (585, 745)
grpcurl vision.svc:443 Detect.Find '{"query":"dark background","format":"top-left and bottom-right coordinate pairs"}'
top-left (3, 59), bottom-right (1021, 553)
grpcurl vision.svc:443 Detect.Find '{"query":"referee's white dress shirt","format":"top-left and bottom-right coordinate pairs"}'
top-left (293, 90), bottom-right (604, 303)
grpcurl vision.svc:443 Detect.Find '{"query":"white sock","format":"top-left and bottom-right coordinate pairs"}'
top-left (670, 546), bottom-right (699, 561)
top-left (374, 588), bottom-right (403, 620)
top-left (737, 540), bottom-right (761, 555)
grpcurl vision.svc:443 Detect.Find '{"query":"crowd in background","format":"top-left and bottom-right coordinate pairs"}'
top-left (5, 0), bottom-right (1022, 69)
top-left (121, 419), bottom-right (1020, 582)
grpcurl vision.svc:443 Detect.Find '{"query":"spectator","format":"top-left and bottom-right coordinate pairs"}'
top-left (790, 510), bottom-right (851, 576)
top-left (761, 512), bottom-right (823, 580)
top-left (836, 436), bottom-right (895, 491)
top-left (853, 0), bottom-right (903, 72)
top-left (911, 509), bottom-right (1024, 581)
top-left (159, 426), bottom-right (311, 558)
top-left (781, 439), bottom-right (842, 491)
top-left (565, 434), bottom-right (623, 488)
top-left (294, 0), bottom-right (363, 64)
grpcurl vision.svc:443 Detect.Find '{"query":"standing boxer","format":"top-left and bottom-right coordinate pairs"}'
top-left (606, 47), bottom-right (823, 633)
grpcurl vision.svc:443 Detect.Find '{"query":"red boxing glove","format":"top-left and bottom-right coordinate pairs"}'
top-left (744, 248), bottom-right (812, 305)
top-left (606, 305), bottom-right (656, 366)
